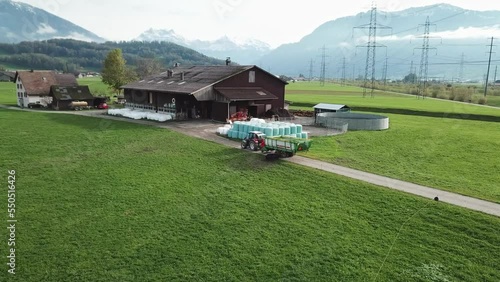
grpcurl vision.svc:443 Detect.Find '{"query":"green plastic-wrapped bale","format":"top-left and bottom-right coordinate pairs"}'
top-left (296, 124), bottom-right (303, 134)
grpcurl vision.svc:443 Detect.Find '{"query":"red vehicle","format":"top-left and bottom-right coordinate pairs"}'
top-left (97, 103), bottom-right (109, 109)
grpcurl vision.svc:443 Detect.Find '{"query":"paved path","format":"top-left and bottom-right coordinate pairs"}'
top-left (2, 105), bottom-right (499, 217)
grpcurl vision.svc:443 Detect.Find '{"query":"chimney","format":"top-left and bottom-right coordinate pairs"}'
top-left (30, 69), bottom-right (34, 72)
top-left (180, 72), bottom-right (185, 81)
top-left (226, 57), bottom-right (231, 66)
top-left (173, 62), bottom-right (179, 68)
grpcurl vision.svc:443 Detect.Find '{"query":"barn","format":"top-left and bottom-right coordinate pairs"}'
top-left (121, 65), bottom-right (287, 122)
top-left (50, 85), bottom-right (95, 110)
top-left (14, 70), bottom-right (78, 108)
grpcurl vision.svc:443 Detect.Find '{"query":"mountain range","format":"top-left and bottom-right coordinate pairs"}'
top-left (0, 1), bottom-right (499, 80)
top-left (135, 29), bottom-right (272, 65)
top-left (258, 4), bottom-right (500, 80)
top-left (0, 0), bottom-right (104, 43)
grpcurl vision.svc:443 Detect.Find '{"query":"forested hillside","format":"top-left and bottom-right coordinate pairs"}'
top-left (0, 39), bottom-right (225, 72)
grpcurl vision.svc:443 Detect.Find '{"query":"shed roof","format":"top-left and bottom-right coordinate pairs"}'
top-left (50, 85), bottom-right (93, 101)
top-left (15, 71), bottom-right (78, 96)
top-left (313, 103), bottom-right (350, 111)
top-left (216, 87), bottom-right (278, 102)
top-left (0, 71), bottom-right (15, 79)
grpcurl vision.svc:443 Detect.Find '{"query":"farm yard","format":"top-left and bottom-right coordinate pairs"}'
top-left (1, 77), bottom-right (499, 281)
top-left (0, 108), bottom-right (499, 281)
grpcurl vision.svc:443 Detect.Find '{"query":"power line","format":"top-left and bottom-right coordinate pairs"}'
top-left (354, 2), bottom-right (392, 97)
top-left (319, 45), bottom-right (328, 86)
top-left (415, 16), bottom-right (437, 99)
top-left (484, 37), bottom-right (496, 97)
top-left (341, 57), bottom-right (347, 86)
top-left (459, 53), bottom-right (465, 82)
top-left (308, 59), bottom-right (314, 82)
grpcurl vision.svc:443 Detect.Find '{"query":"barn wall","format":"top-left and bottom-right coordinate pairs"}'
top-left (212, 102), bottom-right (229, 122)
top-left (214, 67), bottom-right (286, 109)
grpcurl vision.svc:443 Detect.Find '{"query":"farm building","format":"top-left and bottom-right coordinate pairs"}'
top-left (0, 71), bottom-right (15, 82)
top-left (313, 103), bottom-right (351, 124)
top-left (14, 70), bottom-right (78, 108)
top-left (121, 65), bottom-right (287, 122)
top-left (50, 85), bottom-right (96, 110)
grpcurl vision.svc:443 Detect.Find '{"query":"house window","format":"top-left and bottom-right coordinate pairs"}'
top-left (24, 92), bottom-right (27, 98)
top-left (249, 71), bottom-right (256, 83)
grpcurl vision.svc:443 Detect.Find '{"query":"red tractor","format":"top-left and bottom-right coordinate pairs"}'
top-left (241, 131), bottom-right (266, 151)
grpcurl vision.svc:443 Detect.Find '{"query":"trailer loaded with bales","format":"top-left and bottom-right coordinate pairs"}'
top-left (241, 131), bottom-right (312, 160)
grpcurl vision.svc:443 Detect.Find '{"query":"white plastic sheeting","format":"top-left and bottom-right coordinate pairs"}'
top-left (216, 125), bottom-right (232, 136)
top-left (108, 108), bottom-right (174, 122)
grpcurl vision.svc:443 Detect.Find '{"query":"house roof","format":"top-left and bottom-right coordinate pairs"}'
top-left (50, 85), bottom-right (93, 101)
top-left (0, 71), bottom-right (15, 79)
top-left (15, 71), bottom-right (78, 96)
top-left (313, 103), bottom-right (350, 111)
top-left (121, 65), bottom-right (286, 95)
top-left (215, 87), bottom-right (278, 102)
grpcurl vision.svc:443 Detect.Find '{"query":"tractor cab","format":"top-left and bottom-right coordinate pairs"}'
top-left (241, 131), bottom-right (266, 151)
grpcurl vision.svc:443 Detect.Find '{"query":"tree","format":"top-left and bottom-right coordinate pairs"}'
top-left (403, 73), bottom-right (417, 84)
top-left (135, 58), bottom-right (164, 79)
top-left (102, 49), bottom-right (136, 93)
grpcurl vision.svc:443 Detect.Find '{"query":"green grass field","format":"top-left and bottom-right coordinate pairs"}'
top-left (289, 82), bottom-right (500, 202)
top-left (0, 81), bottom-right (16, 105)
top-left (0, 109), bottom-right (498, 281)
top-left (78, 77), bottom-right (115, 97)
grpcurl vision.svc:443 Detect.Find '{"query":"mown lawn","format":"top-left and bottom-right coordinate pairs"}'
top-left (0, 109), bottom-right (499, 281)
top-left (288, 82), bottom-right (500, 202)
top-left (299, 113), bottom-right (500, 203)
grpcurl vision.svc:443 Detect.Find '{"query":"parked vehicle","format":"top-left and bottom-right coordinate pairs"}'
top-left (241, 131), bottom-right (312, 160)
top-left (97, 103), bottom-right (109, 109)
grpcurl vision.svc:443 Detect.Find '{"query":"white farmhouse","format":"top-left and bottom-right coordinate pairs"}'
top-left (14, 70), bottom-right (78, 108)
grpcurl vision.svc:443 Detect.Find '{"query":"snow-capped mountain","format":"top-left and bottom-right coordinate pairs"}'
top-left (135, 28), bottom-right (272, 64)
top-left (0, 0), bottom-right (104, 43)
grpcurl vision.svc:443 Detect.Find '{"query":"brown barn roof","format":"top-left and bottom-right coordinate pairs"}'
top-left (15, 71), bottom-right (78, 96)
top-left (215, 87), bottom-right (278, 102)
top-left (50, 86), bottom-right (93, 101)
top-left (121, 65), bottom-right (282, 94)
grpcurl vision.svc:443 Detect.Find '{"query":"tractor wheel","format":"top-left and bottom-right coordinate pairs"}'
top-left (241, 141), bottom-right (248, 149)
top-left (249, 141), bottom-right (258, 151)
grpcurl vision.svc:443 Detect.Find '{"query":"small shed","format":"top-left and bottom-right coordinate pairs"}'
top-left (314, 103), bottom-right (351, 124)
top-left (50, 85), bottom-right (94, 110)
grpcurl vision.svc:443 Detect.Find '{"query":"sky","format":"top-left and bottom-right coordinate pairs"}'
top-left (14, 0), bottom-right (500, 48)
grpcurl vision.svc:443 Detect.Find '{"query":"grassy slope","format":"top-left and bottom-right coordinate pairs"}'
top-left (288, 82), bottom-right (500, 202)
top-left (0, 109), bottom-right (498, 281)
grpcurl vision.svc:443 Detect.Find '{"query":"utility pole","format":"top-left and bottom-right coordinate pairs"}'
top-left (415, 16), bottom-right (437, 99)
top-left (319, 45), bottom-right (328, 86)
top-left (382, 57), bottom-right (388, 86)
top-left (341, 57), bottom-right (347, 86)
top-left (494, 66), bottom-right (498, 88)
top-left (308, 59), bottom-right (314, 82)
top-left (459, 53), bottom-right (465, 83)
top-left (354, 3), bottom-right (392, 97)
top-left (484, 37), bottom-right (496, 97)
